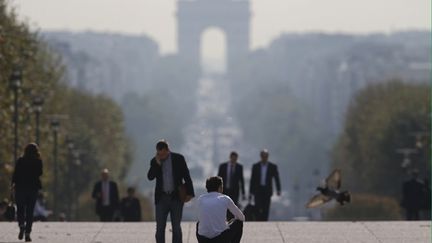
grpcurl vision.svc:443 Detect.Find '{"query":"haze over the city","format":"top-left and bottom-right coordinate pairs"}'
top-left (12, 0), bottom-right (430, 55)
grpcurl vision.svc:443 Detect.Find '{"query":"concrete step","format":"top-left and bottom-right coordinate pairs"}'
top-left (0, 221), bottom-right (430, 243)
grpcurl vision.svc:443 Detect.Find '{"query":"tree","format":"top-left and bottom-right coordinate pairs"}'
top-left (332, 81), bottom-right (430, 200)
top-left (0, 0), bottom-right (135, 220)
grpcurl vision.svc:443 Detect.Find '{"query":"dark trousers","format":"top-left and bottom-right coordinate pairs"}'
top-left (254, 188), bottom-right (271, 221)
top-left (156, 194), bottom-right (184, 243)
top-left (99, 206), bottom-right (115, 222)
top-left (15, 189), bottom-right (38, 233)
top-left (196, 220), bottom-right (243, 243)
top-left (224, 189), bottom-right (239, 205)
top-left (224, 189), bottom-right (239, 220)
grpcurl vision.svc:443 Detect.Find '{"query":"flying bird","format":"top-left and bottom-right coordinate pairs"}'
top-left (305, 169), bottom-right (351, 208)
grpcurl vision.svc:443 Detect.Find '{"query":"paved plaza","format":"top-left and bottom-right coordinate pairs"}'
top-left (0, 221), bottom-right (430, 243)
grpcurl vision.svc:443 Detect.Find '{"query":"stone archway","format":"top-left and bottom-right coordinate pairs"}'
top-left (177, 0), bottom-right (251, 75)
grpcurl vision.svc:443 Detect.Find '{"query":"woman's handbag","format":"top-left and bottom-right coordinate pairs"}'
top-left (4, 193), bottom-right (16, 221)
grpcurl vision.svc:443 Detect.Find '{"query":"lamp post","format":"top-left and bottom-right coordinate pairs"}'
top-left (396, 148), bottom-right (417, 170)
top-left (32, 96), bottom-right (44, 145)
top-left (65, 138), bottom-right (75, 220)
top-left (50, 118), bottom-right (60, 218)
top-left (72, 149), bottom-right (81, 220)
top-left (9, 66), bottom-right (22, 163)
top-left (410, 131), bottom-right (430, 177)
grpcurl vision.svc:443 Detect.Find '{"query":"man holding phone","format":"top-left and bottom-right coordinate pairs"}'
top-left (147, 140), bottom-right (195, 243)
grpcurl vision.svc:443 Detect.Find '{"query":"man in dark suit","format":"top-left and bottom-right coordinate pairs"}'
top-left (217, 151), bottom-right (245, 206)
top-left (401, 169), bottom-right (425, 220)
top-left (249, 149), bottom-right (281, 221)
top-left (92, 168), bottom-right (119, 222)
top-left (148, 140), bottom-right (195, 243)
top-left (120, 187), bottom-right (141, 222)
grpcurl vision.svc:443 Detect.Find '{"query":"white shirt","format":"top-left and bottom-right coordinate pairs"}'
top-left (260, 163), bottom-right (268, 186)
top-left (197, 192), bottom-right (245, 239)
top-left (102, 181), bottom-right (110, 206)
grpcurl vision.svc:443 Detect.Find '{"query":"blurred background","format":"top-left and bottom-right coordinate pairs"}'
top-left (0, 0), bottom-right (430, 221)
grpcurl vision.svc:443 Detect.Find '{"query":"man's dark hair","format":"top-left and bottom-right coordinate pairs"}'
top-left (230, 151), bottom-right (238, 157)
top-left (127, 187), bottom-right (135, 194)
top-left (206, 176), bottom-right (223, 192)
top-left (156, 140), bottom-right (169, 151)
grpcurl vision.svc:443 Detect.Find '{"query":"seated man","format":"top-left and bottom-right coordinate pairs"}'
top-left (196, 176), bottom-right (245, 243)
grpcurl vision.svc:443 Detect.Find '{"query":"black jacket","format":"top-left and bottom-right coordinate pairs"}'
top-left (120, 197), bottom-right (141, 222)
top-left (249, 162), bottom-right (281, 197)
top-left (402, 179), bottom-right (425, 210)
top-left (217, 162), bottom-right (245, 197)
top-left (12, 157), bottom-right (43, 191)
top-left (92, 180), bottom-right (119, 214)
top-left (147, 152), bottom-right (195, 204)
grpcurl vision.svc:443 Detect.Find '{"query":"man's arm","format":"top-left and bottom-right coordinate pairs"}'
top-left (91, 182), bottom-right (99, 199)
top-left (147, 158), bottom-right (162, 180)
top-left (181, 155), bottom-right (195, 197)
top-left (274, 164), bottom-right (281, 195)
top-left (249, 165), bottom-right (256, 197)
top-left (217, 164), bottom-right (223, 178)
top-left (113, 182), bottom-right (120, 206)
top-left (240, 165), bottom-right (245, 197)
top-left (227, 197), bottom-right (245, 221)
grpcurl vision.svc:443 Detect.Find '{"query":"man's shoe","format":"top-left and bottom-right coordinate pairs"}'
top-left (25, 233), bottom-right (31, 242)
top-left (18, 227), bottom-right (24, 240)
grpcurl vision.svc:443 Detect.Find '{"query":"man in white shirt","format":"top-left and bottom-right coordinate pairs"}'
top-left (196, 176), bottom-right (245, 243)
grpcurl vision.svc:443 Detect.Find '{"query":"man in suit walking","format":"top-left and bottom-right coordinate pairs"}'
top-left (217, 151), bottom-right (245, 206)
top-left (249, 149), bottom-right (281, 221)
top-left (148, 140), bottom-right (195, 243)
top-left (92, 168), bottom-right (119, 222)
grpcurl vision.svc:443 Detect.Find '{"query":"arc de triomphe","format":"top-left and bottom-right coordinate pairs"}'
top-left (177, 0), bottom-right (251, 74)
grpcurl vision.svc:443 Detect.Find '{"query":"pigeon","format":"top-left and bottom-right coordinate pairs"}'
top-left (305, 169), bottom-right (351, 208)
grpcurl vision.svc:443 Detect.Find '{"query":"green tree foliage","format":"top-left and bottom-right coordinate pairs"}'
top-left (324, 193), bottom-right (403, 220)
top-left (0, 0), bottom-right (143, 220)
top-left (332, 81), bottom-right (430, 200)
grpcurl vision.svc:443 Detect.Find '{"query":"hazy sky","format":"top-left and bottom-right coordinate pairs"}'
top-left (12, 0), bottom-right (430, 55)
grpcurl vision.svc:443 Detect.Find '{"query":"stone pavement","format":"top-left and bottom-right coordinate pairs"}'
top-left (0, 221), bottom-right (430, 243)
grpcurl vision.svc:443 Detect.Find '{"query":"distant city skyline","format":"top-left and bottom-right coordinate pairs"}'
top-left (12, 0), bottom-right (430, 56)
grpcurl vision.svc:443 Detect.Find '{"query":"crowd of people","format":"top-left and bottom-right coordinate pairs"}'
top-left (3, 140), bottom-right (430, 243)
top-left (147, 140), bottom-right (281, 243)
top-left (91, 169), bottom-right (142, 222)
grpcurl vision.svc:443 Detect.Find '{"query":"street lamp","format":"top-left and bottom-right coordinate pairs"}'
top-left (9, 66), bottom-right (22, 163)
top-left (396, 148), bottom-right (417, 169)
top-left (32, 96), bottom-right (44, 145)
top-left (72, 149), bottom-right (81, 220)
top-left (50, 118), bottom-right (60, 218)
top-left (65, 138), bottom-right (75, 220)
top-left (410, 131), bottom-right (430, 176)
